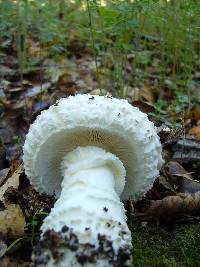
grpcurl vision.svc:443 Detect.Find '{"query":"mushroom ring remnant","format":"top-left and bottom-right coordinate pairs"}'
top-left (23, 94), bottom-right (163, 267)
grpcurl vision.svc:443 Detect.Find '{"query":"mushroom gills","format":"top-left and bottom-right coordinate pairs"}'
top-left (35, 127), bottom-right (137, 198)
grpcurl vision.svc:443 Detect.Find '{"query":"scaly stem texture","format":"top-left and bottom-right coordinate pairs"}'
top-left (40, 146), bottom-right (132, 267)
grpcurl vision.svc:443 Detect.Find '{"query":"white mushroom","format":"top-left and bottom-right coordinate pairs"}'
top-left (23, 94), bottom-right (163, 267)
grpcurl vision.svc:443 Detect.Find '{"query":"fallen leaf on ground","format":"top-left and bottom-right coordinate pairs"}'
top-left (0, 168), bottom-right (10, 187)
top-left (132, 100), bottom-right (154, 114)
top-left (164, 161), bottom-right (200, 194)
top-left (90, 88), bottom-right (107, 95)
top-left (145, 192), bottom-right (200, 220)
top-left (191, 108), bottom-right (200, 121)
top-left (189, 126), bottom-right (200, 140)
top-left (0, 204), bottom-right (26, 236)
top-left (0, 256), bottom-right (18, 267)
top-left (0, 165), bottom-right (23, 202)
top-left (27, 39), bottom-right (48, 58)
top-left (158, 175), bottom-right (176, 192)
top-left (24, 83), bottom-right (51, 97)
top-left (139, 85), bottom-right (155, 104)
top-left (0, 256), bottom-right (29, 267)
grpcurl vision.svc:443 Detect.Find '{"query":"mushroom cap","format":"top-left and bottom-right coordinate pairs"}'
top-left (23, 94), bottom-right (163, 201)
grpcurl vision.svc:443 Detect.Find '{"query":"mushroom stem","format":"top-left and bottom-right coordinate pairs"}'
top-left (38, 146), bottom-right (132, 267)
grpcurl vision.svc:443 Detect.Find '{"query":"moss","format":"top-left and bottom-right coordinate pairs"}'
top-left (130, 222), bottom-right (200, 267)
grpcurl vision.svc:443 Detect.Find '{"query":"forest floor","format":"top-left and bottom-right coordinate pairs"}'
top-left (0, 18), bottom-right (200, 267)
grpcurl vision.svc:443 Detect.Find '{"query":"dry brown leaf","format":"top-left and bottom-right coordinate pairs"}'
top-left (164, 161), bottom-right (200, 194)
top-left (139, 85), bottom-right (155, 104)
top-left (189, 125), bottom-right (200, 140)
top-left (25, 83), bottom-right (51, 97)
top-left (27, 39), bottom-right (48, 58)
top-left (0, 204), bottom-right (26, 236)
top-left (191, 108), bottom-right (200, 121)
top-left (165, 161), bottom-right (193, 180)
top-left (0, 256), bottom-right (19, 267)
top-left (0, 164), bottom-right (23, 202)
top-left (0, 168), bottom-right (10, 187)
top-left (0, 256), bottom-right (29, 267)
top-left (90, 89), bottom-right (107, 95)
top-left (0, 96), bottom-right (10, 105)
top-left (90, 89), bottom-right (101, 95)
top-left (157, 175), bottom-right (175, 192)
top-left (147, 195), bottom-right (184, 217)
top-left (57, 71), bottom-right (77, 94)
top-left (146, 192), bottom-right (200, 219)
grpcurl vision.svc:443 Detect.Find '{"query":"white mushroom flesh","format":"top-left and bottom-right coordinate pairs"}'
top-left (23, 94), bottom-right (163, 266)
top-left (39, 146), bottom-right (132, 267)
top-left (23, 94), bottom-right (163, 201)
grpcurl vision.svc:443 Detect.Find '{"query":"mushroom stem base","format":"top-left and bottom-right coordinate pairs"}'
top-left (39, 146), bottom-right (132, 266)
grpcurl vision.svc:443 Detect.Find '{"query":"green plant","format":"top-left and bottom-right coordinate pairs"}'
top-left (13, 135), bottom-right (22, 145)
top-left (149, 99), bottom-right (168, 124)
top-left (192, 162), bottom-right (200, 169)
top-left (6, 236), bottom-right (30, 253)
top-left (130, 223), bottom-right (200, 267)
top-left (25, 210), bottom-right (48, 244)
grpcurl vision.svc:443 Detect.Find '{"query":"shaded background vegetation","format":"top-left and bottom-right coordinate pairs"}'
top-left (0, 0), bottom-right (199, 122)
